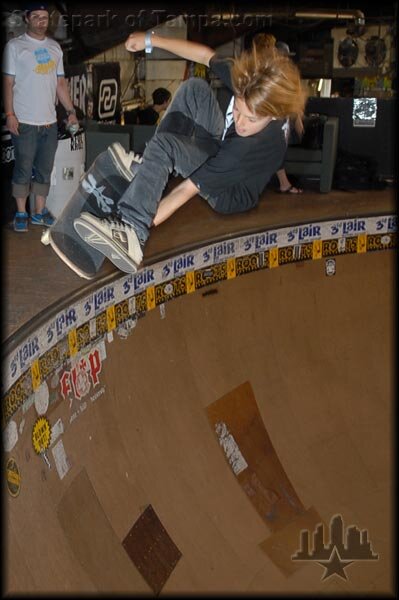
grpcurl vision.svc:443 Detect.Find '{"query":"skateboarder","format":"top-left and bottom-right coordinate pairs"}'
top-left (70, 31), bottom-right (306, 275)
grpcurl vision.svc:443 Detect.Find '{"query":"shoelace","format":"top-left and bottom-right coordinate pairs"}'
top-left (131, 153), bottom-right (143, 164)
top-left (101, 215), bottom-right (132, 230)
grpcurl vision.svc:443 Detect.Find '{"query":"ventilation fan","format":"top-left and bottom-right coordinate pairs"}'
top-left (365, 36), bottom-right (387, 67)
top-left (338, 37), bottom-right (359, 67)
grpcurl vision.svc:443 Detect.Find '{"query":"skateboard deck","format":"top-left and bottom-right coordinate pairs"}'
top-left (44, 146), bottom-right (131, 279)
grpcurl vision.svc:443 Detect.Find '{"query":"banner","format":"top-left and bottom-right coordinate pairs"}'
top-left (87, 62), bottom-right (121, 122)
top-left (65, 62), bottom-right (121, 122)
top-left (65, 63), bottom-right (88, 117)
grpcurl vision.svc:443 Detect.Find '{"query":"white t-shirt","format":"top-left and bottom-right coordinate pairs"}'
top-left (222, 96), bottom-right (234, 140)
top-left (2, 33), bottom-right (65, 125)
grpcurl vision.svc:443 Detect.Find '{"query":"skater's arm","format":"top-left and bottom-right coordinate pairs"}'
top-left (153, 178), bottom-right (198, 227)
top-left (125, 32), bottom-right (215, 67)
top-left (294, 114), bottom-right (304, 138)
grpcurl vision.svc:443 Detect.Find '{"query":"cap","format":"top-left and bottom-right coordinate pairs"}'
top-left (275, 41), bottom-right (296, 57)
top-left (25, 3), bottom-right (49, 15)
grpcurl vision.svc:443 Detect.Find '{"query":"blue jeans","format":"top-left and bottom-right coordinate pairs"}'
top-left (117, 78), bottom-right (225, 245)
top-left (11, 122), bottom-right (58, 198)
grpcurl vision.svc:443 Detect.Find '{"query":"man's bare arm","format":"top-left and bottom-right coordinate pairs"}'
top-left (3, 75), bottom-right (19, 135)
top-left (125, 32), bottom-right (215, 67)
top-left (152, 178), bottom-right (199, 227)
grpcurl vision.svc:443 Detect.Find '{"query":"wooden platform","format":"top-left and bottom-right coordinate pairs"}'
top-left (3, 185), bottom-right (395, 341)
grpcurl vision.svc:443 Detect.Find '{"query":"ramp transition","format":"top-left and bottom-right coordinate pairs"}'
top-left (3, 215), bottom-right (395, 594)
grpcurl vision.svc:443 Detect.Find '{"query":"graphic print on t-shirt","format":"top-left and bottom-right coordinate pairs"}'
top-left (33, 47), bottom-right (55, 74)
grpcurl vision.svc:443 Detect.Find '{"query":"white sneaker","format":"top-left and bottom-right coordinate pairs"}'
top-left (108, 142), bottom-right (142, 182)
top-left (73, 212), bottom-right (143, 273)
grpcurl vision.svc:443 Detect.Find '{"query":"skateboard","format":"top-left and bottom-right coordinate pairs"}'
top-left (42, 144), bottom-right (132, 279)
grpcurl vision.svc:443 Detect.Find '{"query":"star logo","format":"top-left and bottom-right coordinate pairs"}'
top-left (317, 547), bottom-right (354, 580)
top-left (292, 514), bottom-right (378, 582)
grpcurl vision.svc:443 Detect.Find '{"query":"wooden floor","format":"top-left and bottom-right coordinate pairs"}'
top-left (2, 185), bottom-right (396, 342)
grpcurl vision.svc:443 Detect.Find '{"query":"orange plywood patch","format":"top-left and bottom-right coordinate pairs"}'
top-left (206, 381), bottom-right (306, 533)
top-left (260, 506), bottom-right (325, 576)
top-left (122, 504), bottom-right (182, 595)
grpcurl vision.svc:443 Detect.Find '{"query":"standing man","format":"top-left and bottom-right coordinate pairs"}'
top-left (2, 2), bottom-right (79, 232)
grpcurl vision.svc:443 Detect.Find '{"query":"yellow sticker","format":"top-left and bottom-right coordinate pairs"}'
top-left (6, 457), bottom-right (21, 497)
top-left (31, 359), bottom-right (41, 391)
top-left (32, 416), bottom-right (51, 454)
top-left (146, 286), bottom-right (156, 311)
top-left (68, 329), bottom-right (78, 357)
top-left (269, 247), bottom-right (279, 268)
top-left (106, 305), bottom-right (116, 330)
top-left (357, 234), bottom-right (367, 253)
top-left (227, 258), bottom-right (236, 279)
top-left (312, 240), bottom-right (322, 259)
top-left (186, 271), bottom-right (195, 294)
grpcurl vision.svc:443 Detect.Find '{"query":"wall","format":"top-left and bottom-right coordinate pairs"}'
top-left (306, 97), bottom-right (395, 179)
top-left (87, 16), bottom-right (188, 106)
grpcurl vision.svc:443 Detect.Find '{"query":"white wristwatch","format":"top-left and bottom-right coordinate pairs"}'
top-left (145, 30), bottom-right (155, 54)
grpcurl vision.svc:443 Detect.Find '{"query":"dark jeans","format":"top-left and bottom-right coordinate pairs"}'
top-left (117, 78), bottom-right (225, 245)
top-left (11, 122), bottom-right (58, 198)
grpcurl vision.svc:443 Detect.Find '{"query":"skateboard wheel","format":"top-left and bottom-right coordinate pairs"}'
top-left (41, 229), bottom-right (51, 246)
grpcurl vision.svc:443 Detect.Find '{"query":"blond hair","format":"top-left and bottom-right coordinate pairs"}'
top-left (231, 46), bottom-right (307, 120)
top-left (252, 33), bottom-right (276, 53)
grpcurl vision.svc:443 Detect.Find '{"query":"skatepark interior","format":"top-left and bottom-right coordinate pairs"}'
top-left (2, 184), bottom-right (396, 595)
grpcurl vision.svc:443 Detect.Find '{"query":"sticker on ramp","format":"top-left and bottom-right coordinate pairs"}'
top-left (325, 258), bottom-right (336, 276)
top-left (6, 457), bottom-right (21, 497)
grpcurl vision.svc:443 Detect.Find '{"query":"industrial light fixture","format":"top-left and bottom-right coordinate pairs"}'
top-left (365, 36), bottom-right (387, 67)
top-left (338, 36), bottom-right (359, 67)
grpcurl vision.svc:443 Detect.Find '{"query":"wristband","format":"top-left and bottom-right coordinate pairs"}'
top-left (6, 112), bottom-right (15, 117)
top-left (145, 30), bottom-right (155, 54)
top-left (66, 109), bottom-right (76, 116)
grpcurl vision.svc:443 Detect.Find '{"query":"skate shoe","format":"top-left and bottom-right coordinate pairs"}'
top-left (31, 207), bottom-right (55, 226)
top-left (13, 211), bottom-right (29, 232)
top-left (108, 142), bottom-right (143, 182)
top-left (73, 212), bottom-right (143, 273)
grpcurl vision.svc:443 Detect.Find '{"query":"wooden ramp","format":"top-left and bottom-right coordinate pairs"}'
top-left (3, 240), bottom-right (394, 594)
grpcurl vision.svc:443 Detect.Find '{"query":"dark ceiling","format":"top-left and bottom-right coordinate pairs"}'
top-left (3, 1), bottom-right (397, 63)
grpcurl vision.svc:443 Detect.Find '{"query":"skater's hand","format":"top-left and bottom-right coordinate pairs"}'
top-left (6, 114), bottom-right (19, 135)
top-left (125, 32), bottom-right (146, 53)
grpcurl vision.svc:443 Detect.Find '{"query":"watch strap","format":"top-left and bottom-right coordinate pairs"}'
top-left (145, 30), bottom-right (154, 54)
